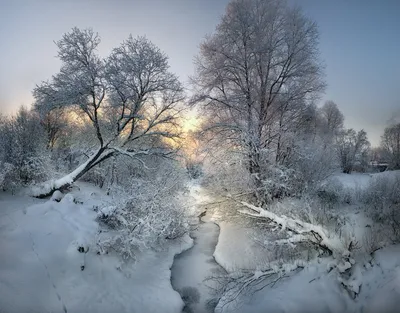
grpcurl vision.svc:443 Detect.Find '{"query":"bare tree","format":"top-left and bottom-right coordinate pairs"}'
top-left (336, 129), bottom-right (370, 174)
top-left (33, 103), bottom-right (68, 149)
top-left (192, 0), bottom-right (325, 202)
top-left (381, 123), bottom-right (400, 170)
top-left (320, 101), bottom-right (344, 135)
top-left (33, 28), bottom-right (184, 197)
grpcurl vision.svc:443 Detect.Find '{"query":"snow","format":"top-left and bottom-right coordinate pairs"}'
top-left (4, 174), bottom-right (400, 313)
top-left (332, 172), bottom-right (372, 190)
top-left (214, 244), bottom-right (400, 313)
top-left (211, 172), bottom-right (400, 312)
top-left (28, 148), bottom-right (111, 197)
top-left (97, 205), bottom-right (117, 217)
top-left (0, 183), bottom-right (192, 313)
top-left (216, 258), bottom-right (354, 313)
top-left (211, 207), bottom-right (353, 312)
top-left (61, 193), bottom-right (75, 203)
top-left (51, 190), bottom-right (63, 201)
top-left (330, 170), bottom-right (400, 191)
top-left (187, 180), bottom-right (212, 209)
top-left (213, 221), bottom-right (272, 272)
top-left (240, 201), bottom-right (349, 257)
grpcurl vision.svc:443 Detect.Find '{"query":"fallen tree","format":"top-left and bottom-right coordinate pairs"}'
top-left (238, 201), bottom-right (363, 297)
top-left (239, 201), bottom-right (351, 258)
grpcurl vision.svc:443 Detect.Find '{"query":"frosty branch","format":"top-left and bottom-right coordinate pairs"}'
top-left (32, 28), bottom-right (184, 197)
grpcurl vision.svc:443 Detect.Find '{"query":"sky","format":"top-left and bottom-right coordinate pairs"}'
top-left (0, 0), bottom-right (399, 146)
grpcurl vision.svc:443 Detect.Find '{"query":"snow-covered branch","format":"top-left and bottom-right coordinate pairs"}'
top-left (30, 29), bottom-right (185, 197)
top-left (239, 201), bottom-right (350, 257)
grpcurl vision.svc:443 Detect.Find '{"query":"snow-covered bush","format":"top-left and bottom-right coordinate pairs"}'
top-left (316, 178), bottom-right (345, 206)
top-left (81, 164), bottom-right (107, 188)
top-left (19, 154), bottom-right (55, 184)
top-left (96, 160), bottom-right (189, 261)
top-left (289, 139), bottom-right (339, 193)
top-left (0, 154), bottom-right (56, 191)
top-left (362, 172), bottom-right (400, 241)
top-left (259, 165), bottom-right (299, 202)
top-left (202, 151), bottom-right (254, 197)
top-left (315, 177), bottom-right (362, 207)
top-left (362, 224), bottom-right (388, 255)
top-left (0, 107), bottom-right (54, 189)
top-left (363, 172), bottom-right (400, 213)
top-left (0, 163), bottom-right (18, 192)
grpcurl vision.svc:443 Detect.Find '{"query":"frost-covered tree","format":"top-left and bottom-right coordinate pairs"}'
top-left (33, 28), bottom-right (184, 197)
top-left (319, 101), bottom-right (344, 136)
top-left (381, 123), bottom-right (400, 170)
top-left (192, 0), bottom-right (325, 201)
top-left (33, 103), bottom-right (68, 149)
top-left (336, 129), bottom-right (370, 174)
top-left (0, 107), bottom-right (50, 188)
top-left (96, 157), bottom-right (189, 259)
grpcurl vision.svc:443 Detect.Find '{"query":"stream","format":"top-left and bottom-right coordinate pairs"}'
top-left (171, 212), bottom-right (226, 313)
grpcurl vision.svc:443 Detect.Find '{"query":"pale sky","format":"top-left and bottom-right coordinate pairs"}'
top-left (0, 0), bottom-right (399, 146)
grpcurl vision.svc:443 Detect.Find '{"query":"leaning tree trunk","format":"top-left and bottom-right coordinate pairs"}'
top-left (30, 147), bottom-right (112, 198)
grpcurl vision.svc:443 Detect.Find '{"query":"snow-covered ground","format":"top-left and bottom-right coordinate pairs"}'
top-left (2, 173), bottom-right (400, 313)
top-left (209, 171), bottom-right (400, 313)
top-left (213, 221), bottom-right (273, 272)
top-left (331, 172), bottom-right (373, 189)
top-left (213, 245), bottom-right (400, 313)
top-left (0, 183), bottom-right (192, 313)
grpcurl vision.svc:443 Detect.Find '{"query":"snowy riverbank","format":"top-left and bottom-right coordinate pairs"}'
top-left (2, 178), bottom-right (400, 313)
top-left (207, 172), bottom-right (400, 313)
top-left (0, 183), bottom-right (192, 313)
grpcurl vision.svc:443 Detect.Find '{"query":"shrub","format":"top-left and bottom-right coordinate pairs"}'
top-left (362, 172), bottom-right (400, 242)
top-left (260, 165), bottom-right (299, 202)
top-left (19, 154), bottom-right (55, 184)
top-left (96, 169), bottom-right (189, 260)
top-left (0, 163), bottom-right (18, 192)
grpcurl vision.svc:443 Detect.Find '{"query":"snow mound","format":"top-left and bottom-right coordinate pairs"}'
top-left (61, 193), bottom-right (75, 203)
top-left (50, 190), bottom-right (63, 202)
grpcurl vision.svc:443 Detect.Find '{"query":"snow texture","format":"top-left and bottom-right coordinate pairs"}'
top-left (28, 149), bottom-right (109, 197)
top-left (0, 183), bottom-right (192, 313)
top-left (213, 212), bottom-right (400, 313)
top-left (239, 201), bottom-right (350, 257)
top-left (213, 221), bottom-right (273, 272)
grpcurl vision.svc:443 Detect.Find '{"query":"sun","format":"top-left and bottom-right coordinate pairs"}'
top-left (182, 110), bottom-right (200, 133)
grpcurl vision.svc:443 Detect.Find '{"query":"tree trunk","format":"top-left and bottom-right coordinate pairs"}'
top-left (30, 147), bottom-right (112, 198)
top-left (248, 146), bottom-right (264, 205)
